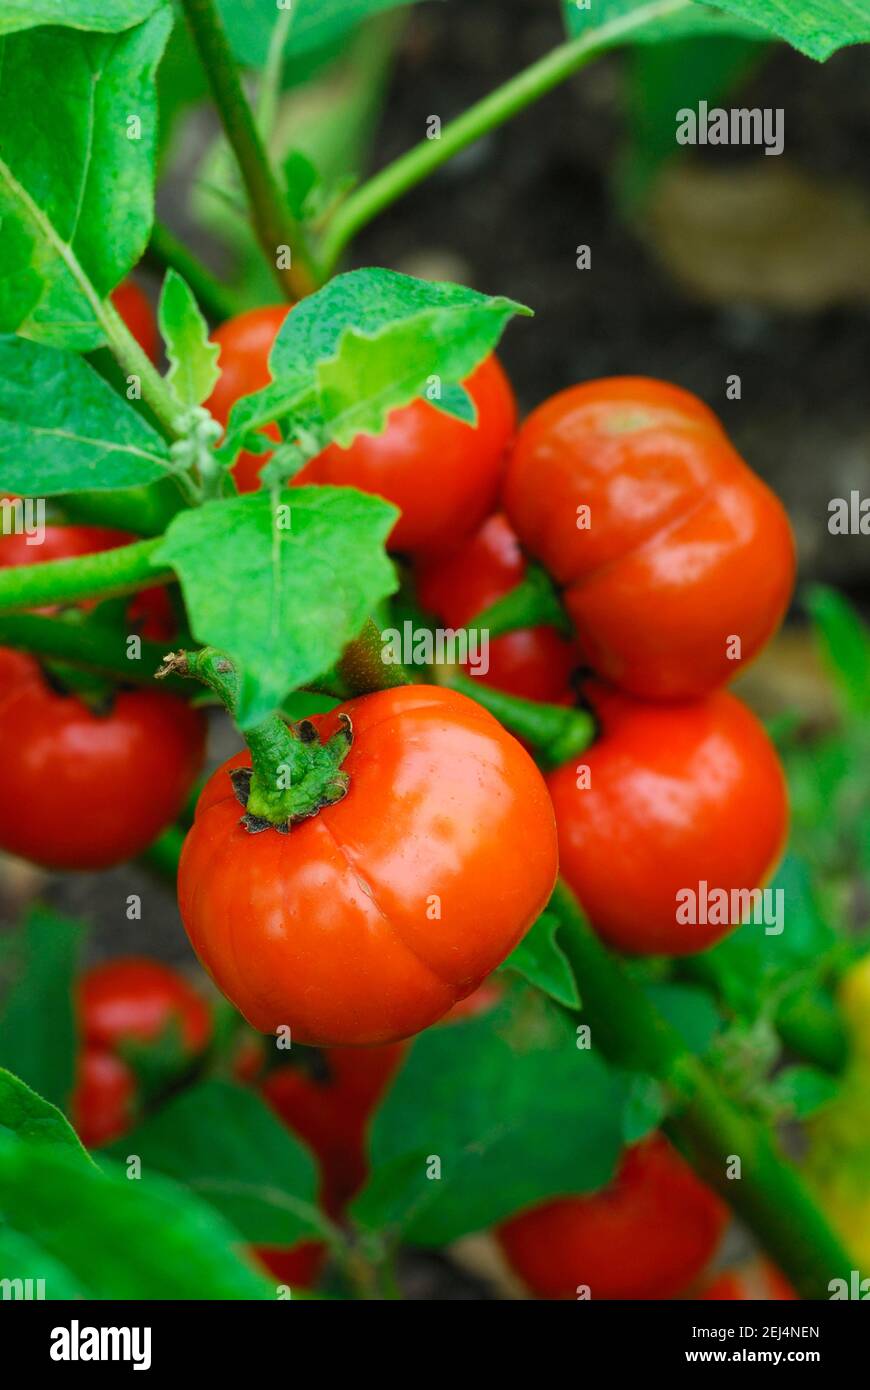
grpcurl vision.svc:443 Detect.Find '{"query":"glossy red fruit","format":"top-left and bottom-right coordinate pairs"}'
top-left (179, 685), bottom-right (557, 1046)
top-left (416, 513), bottom-right (577, 702)
top-left (699, 1260), bottom-right (796, 1300)
top-left (72, 1048), bottom-right (137, 1149)
top-left (0, 523), bottom-right (174, 639)
top-left (204, 305), bottom-right (291, 493)
top-left (79, 958), bottom-right (212, 1054)
top-left (547, 684), bottom-right (788, 955)
top-left (111, 279), bottom-right (159, 363)
top-left (0, 651), bottom-right (206, 871)
top-left (262, 1044), bottom-right (405, 1216)
top-left (497, 1134), bottom-right (727, 1300)
top-left (296, 356), bottom-right (517, 554)
top-left (503, 377), bottom-right (796, 700)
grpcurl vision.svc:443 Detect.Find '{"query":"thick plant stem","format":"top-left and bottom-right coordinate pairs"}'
top-left (0, 539), bottom-right (168, 614)
top-left (179, 0), bottom-right (317, 300)
top-left (470, 562), bottom-right (572, 638)
top-left (551, 880), bottom-right (853, 1301)
top-left (0, 615), bottom-right (189, 695)
top-left (318, 0), bottom-right (690, 272)
top-left (441, 669), bottom-right (595, 768)
top-left (148, 220), bottom-right (248, 323)
top-left (339, 617), bottom-right (415, 694)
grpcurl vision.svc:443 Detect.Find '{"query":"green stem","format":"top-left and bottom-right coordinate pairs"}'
top-left (139, 822), bottom-right (187, 880)
top-left (147, 220), bottom-right (247, 323)
top-left (0, 539), bottom-right (167, 614)
top-left (339, 617), bottom-right (415, 694)
top-left (440, 669), bottom-right (595, 768)
top-left (318, 0), bottom-right (690, 273)
top-left (0, 615), bottom-right (189, 694)
top-left (179, 0), bottom-right (318, 300)
top-left (256, 5), bottom-right (296, 140)
top-left (470, 563), bottom-right (572, 639)
top-left (775, 986), bottom-right (849, 1073)
top-left (552, 879), bottom-right (853, 1301)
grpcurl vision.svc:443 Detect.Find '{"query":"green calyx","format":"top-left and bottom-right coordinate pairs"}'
top-left (233, 714), bottom-right (353, 833)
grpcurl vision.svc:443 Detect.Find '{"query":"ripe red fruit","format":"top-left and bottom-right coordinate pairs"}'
top-left (71, 959), bottom-right (211, 1149)
top-left (503, 377), bottom-right (796, 700)
top-left (699, 1260), bottom-right (796, 1300)
top-left (111, 279), bottom-right (159, 363)
top-left (178, 685), bottom-right (557, 1046)
top-left (497, 1134), bottom-right (727, 1300)
top-left (295, 356), bottom-right (517, 554)
top-left (0, 650), bottom-right (205, 871)
top-left (204, 305), bottom-right (291, 493)
top-left (547, 683), bottom-right (788, 955)
top-left (416, 513), bottom-right (577, 702)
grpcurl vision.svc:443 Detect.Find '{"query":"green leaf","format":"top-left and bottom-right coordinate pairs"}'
top-left (220, 268), bottom-right (529, 461)
top-left (622, 1074), bottom-right (667, 1142)
top-left (218, 0), bottom-right (421, 65)
top-left (642, 982), bottom-right (721, 1054)
top-left (501, 912), bottom-right (581, 1010)
top-left (768, 1065), bottom-right (838, 1119)
top-left (158, 269), bottom-right (221, 410)
top-left (0, 10), bottom-right (172, 349)
top-left (623, 33), bottom-right (766, 201)
top-left (0, 1226), bottom-right (87, 1299)
top-left (0, 1), bottom-right (164, 36)
top-left (563, 0), bottom-right (765, 47)
top-left (0, 336), bottom-right (172, 494)
top-left (154, 487), bottom-right (398, 727)
top-left (0, 1130), bottom-right (273, 1299)
top-left (0, 907), bottom-right (82, 1110)
top-left (564, 0), bottom-right (870, 60)
top-left (432, 382), bottom-right (477, 424)
top-left (806, 585), bottom-right (870, 720)
top-left (283, 149), bottom-right (322, 221)
top-left (106, 1080), bottom-right (323, 1247)
top-left (353, 995), bottom-right (626, 1244)
top-left (0, 1069), bottom-right (92, 1161)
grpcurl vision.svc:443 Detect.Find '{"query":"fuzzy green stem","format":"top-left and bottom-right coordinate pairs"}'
top-left (0, 615), bottom-right (188, 694)
top-left (551, 879), bottom-right (853, 1301)
top-left (0, 539), bottom-right (168, 614)
top-left (148, 220), bottom-right (248, 323)
top-left (179, 0), bottom-right (318, 299)
top-left (339, 617), bottom-right (415, 694)
top-left (440, 669), bottom-right (594, 768)
top-left (318, 0), bottom-right (690, 273)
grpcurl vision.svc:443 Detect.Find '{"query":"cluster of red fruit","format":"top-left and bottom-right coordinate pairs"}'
top-left (0, 285), bottom-right (798, 1299)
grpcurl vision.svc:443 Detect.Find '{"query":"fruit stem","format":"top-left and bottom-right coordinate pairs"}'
top-left (0, 539), bottom-right (169, 614)
top-left (468, 562), bottom-right (572, 638)
top-left (439, 669), bottom-right (595, 768)
top-left (339, 617), bottom-right (415, 694)
top-left (178, 0), bottom-right (318, 300)
top-left (551, 879), bottom-right (854, 1300)
top-left (318, 0), bottom-right (692, 274)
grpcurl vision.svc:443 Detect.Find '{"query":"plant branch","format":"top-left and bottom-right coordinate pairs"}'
top-left (439, 669), bottom-right (595, 768)
top-left (179, 0), bottom-right (318, 300)
top-left (318, 0), bottom-right (691, 272)
top-left (0, 539), bottom-right (168, 614)
top-left (0, 615), bottom-right (189, 694)
top-left (147, 220), bottom-right (248, 323)
top-left (551, 879), bottom-right (852, 1301)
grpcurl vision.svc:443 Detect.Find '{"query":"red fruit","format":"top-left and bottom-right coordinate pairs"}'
top-left (503, 377), bottom-right (796, 699)
top-left (79, 958), bottom-right (212, 1054)
top-left (178, 685), bottom-right (557, 1046)
top-left (204, 305), bottom-right (291, 493)
top-left (497, 1134), bottom-right (727, 1300)
top-left (72, 1048), bottom-right (136, 1149)
top-left (416, 514), bottom-right (577, 702)
top-left (253, 1242), bottom-right (327, 1291)
top-left (0, 651), bottom-right (206, 871)
top-left (296, 355), bottom-right (517, 554)
top-left (547, 684), bottom-right (788, 955)
top-left (111, 280), bottom-right (159, 363)
top-left (699, 1260), bottom-right (797, 1300)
